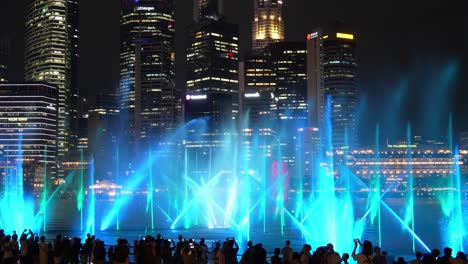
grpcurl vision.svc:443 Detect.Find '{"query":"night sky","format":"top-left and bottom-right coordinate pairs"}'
top-left (1, 0), bottom-right (467, 144)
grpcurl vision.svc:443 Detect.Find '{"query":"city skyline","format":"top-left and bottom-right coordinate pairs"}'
top-left (0, 0), bottom-right (467, 144)
top-left (1, 1), bottom-right (468, 251)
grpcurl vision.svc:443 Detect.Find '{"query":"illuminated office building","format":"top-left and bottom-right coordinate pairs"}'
top-left (307, 28), bottom-right (358, 150)
top-left (0, 84), bottom-right (58, 191)
top-left (269, 42), bottom-right (308, 171)
top-left (252, 0), bottom-right (284, 50)
top-left (241, 49), bottom-right (276, 121)
top-left (68, 0), bottom-right (81, 155)
top-left (0, 38), bottom-right (8, 83)
top-left (241, 90), bottom-right (277, 160)
top-left (24, 0), bottom-right (81, 179)
top-left (119, 0), bottom-right (179, 148)
top-left (186, 18), bottom-right (239, 119)
top-left (244, 50), bottom-right (276, 93)
top-left (268, 42), bottom-right (307, 125)
top-left (240, 49), bottom-right (276, 156)
top-left (24, 0), bottom-right (69, 161)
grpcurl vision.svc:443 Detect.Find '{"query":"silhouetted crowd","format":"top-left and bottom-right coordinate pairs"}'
top-left (1, 229), bottom-right (467, 264)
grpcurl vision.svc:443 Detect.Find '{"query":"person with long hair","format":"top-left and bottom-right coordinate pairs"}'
top-left (352, 240), bottom-right (373, 264)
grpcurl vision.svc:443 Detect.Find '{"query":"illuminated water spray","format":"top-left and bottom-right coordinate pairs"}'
top-left (115, 142), bottom-right (120, 230)
top-left (85, 155), bottom-right (96, 236)
top-left (78, 149), bottom-right (85, 231)
top-left (443, 114), bottom-right (465, 251)
top-left (0, 134), bottom-right (36, 233)
top-left (40, 145), bottom-right (48, 231)
top-left (405, 123), bottom-right (416, 252)
top-left (147, 148), bottom-right (154, 230)
top-left (293, 96), bottom-right (363, 253)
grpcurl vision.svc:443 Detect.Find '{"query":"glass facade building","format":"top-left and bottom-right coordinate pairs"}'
top-left (186, 18), bottom-right (239, 120)
top-left (244, 49), bottom-right (276, 93)
top-left (307, 29), bottom-right (358, 150)
top-left (0, 83), bottom-right (58, 190)
top-left (241, 50), bottom-right (277, 159)
top-left (119, 0), bottom-right (179, 148)
top-left (241, 90), bottom-right (277, 160)
top-left (24, 0), bottom-right (71, 167)
top-left (252, 0), bottom-right (284, 50)
top-left (268, 42), bottom-right (308, 125)
top-left (67, 0), bottom-right (81, 156)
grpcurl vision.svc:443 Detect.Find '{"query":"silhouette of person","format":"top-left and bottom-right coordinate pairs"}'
top-left (282, 240), bottom-right (294, 264)
top-left (373, 246), bottom-right (387, 264)
top-left (411, 251), bottom-right (423, 264)
top-left (271, 248), bottom-right (282, 264)
top-left (352, 240), bottom-right (373, 264)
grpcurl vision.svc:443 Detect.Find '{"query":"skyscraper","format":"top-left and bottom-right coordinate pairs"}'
top-left (24, 0), bottom-right (80, 179)
top-left (252, 0), bottom-right (284, 50)
top-left (307, 28), bottom-right (359, 149)
top-left (0, 83), bottom-right (58, 190)
top-left (244, 49), bottom-right (276, 93)
top-left (268, 41), bottom-right (308, 125)
top-left (0, 38), bottom-right (8, 83)
top-left (186, 18), bottom-right (239, 119)
top-left (67, 0), bottom-right (81, 156)
top-left (119, 0), bottom-right (179, 149)
top-left (184, 4), bottom-right (239, 175)
top-left (240, 49), bottom-right (277, 163)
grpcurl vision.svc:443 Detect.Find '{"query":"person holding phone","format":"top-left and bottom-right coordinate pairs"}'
top-left (352, 239), bottom-right (374, 264)
top-left (223, 238), bottom-right (239, 264)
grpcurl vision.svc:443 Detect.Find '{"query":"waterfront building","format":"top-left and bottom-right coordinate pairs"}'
top-left (347, 146), bottom-right (462, 196)
top-left (0, 83), bottom-right (58, 191)
top-left (307, 27), bottom-right (359, 150)
top-left (24, 0), bottom-right (81, 179)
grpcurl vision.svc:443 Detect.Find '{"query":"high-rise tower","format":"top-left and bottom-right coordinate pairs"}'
top-left (186, 19), bottom-right (239, 119)
top-left (68, 0), bottom-right (81, 156)
top-left (252, 0), bottom-right (284, 50)
top-left (307, 28), bottom-right (359, 149)
top-left (268, 41), bottom-right (308, 124)
top-left (119, 0), bottom-right (179, 149)
top-left (24, 0), bottom-right (78, 180)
